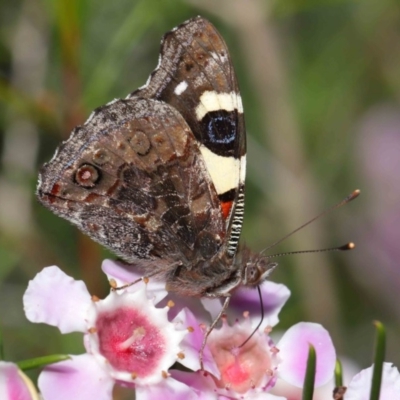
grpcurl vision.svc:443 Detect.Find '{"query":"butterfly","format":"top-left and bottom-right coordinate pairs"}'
top-left (37, 16), bottom-right (275, 368)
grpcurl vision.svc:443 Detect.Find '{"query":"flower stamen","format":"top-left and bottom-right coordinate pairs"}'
top-left (118, 327), bottom-right (146, 351)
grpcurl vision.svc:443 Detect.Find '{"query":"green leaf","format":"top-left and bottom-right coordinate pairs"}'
top-left (17, 354), bottom-right (71, 371)
top-left (370, 321), bottom-right (386, 400)
top-left (302, 344), bottom-right (316, 400)
top-left (335, 358), bottom-right (343, 387)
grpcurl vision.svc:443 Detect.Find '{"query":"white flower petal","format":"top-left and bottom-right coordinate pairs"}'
top-left (0, 361), bottom-right (39, 400)
top-left (201, 297), bottom-right (223, 322)
top-left (101, 259), bottom-right (142, 283)
top-left (277, 322), bottom-right (336, 388)
top-left (245, 394), bottom-right (286, 400)
top-left (38, 354), bottom-right (113, 400)
top-left (218, 393), bottom-right (286, 400)
top-left (23, 267), bottom-right (91, 333)
top-left (229, 281), bottom-right (291, 328)
top-left (135, 376), bottom-right (203, 400)
top-left (345, 362), bottom-right (400, 400)
top-left (271, 356), bottom-right (359, 400)
top-left (170, 370), bottom-right (218, 398)
top-left (101, 259), bottom-right (168, 304)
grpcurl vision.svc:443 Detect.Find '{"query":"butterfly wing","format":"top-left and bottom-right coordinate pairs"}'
top-left (37, 98), bottom-right (225, 275)
top-left (37, 17), bottom-right (246, 290)
top-left (131, 17), bottom-right (246, 256)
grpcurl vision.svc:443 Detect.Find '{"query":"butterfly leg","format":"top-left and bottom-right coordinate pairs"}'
top-left (199, 294), bottom-right (231, 371)
top-left (111, 270), bottom-right (160, 291)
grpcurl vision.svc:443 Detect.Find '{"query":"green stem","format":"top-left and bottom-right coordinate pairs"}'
top-left (369, 321), bottom-right (386, 400)
top-left (335, 358), bottom-right (343, 387)
top-left (17, 354), bottom-right (71, 371)
top-left (302, 344), bottom-right (316, 400)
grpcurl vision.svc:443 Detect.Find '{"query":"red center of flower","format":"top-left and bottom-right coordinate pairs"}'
top-left (221, 359), bottom-right (250, 386)
top-left (96, 306), bottom-right (165, 377)
top-left (210, 331), bottom-right (273, 394)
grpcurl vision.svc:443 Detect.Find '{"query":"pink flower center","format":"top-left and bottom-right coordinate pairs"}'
top-left (96, 306), bottom-right (165, 377)
top-left (209, 331), bottom-right (273, 394)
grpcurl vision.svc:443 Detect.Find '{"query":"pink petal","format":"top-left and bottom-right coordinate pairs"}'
top-left (345, 363), bottom-right (400, 400)
top-left (23, 267), bottom-right (91, 333)
top-left (166, 294), bottom-right (211, 322)
top-left (101, 259), bottom-right (142, 283)
top-left (271, 356), bottom-right (360, 399)
top-left (173, 308), bottom-right (220, 377)
top-left (242, 395), bottom-right (286, 400)
top-left (229, 282), bottom-right (290, 327)
top-left (0, 361), bottom-right (39, 400)
top-left (135, 376), bottom-right (205, 400)
top-left (202, 282), bottom-right (290, 327)
top-left (201, 298), bottom-right (224, 322)
top-left (38, 354), bottom-right (113, 400)
top-left (101, 259), bottom-right (168, 304)
top-left (218, 394), bottom-right (286, 400)
top-left (170, 370), bottom-right (218, 399)
top-left (277, 322), bottom-right (336, 387)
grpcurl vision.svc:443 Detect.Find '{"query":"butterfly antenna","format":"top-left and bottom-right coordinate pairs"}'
top-left (260, 189), bottom-right (360, 255)
top-left (266, 242), bottom-right (355, 259)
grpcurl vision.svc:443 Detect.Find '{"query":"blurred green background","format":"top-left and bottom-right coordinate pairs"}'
top-left (1, 0), bottom-right (400, 395)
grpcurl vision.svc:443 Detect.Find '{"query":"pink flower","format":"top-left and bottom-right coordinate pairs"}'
top-left (167, 279), bottom-right (335, 399)
top-left (205, 316), bottom-right (279, 396)
top-left (0, 361), bottom-right (40, 400)
top-left (23, 264), bottom-right (190, 399)
top-left (174, 319), bottom-right (336, 399)
top-left (345, 362), bottom-right (400, 399)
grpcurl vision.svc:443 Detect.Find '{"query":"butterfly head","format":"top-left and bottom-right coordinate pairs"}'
top-left (239, 250), bottom-right (278, 287)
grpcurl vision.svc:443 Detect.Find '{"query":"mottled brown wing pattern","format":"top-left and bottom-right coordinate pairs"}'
top-left (130, 16), bottom-right (246, 257)
top-left (131, 17), bottom-right (245, 159)
top-left (37, 98), bottom-right (225, 275)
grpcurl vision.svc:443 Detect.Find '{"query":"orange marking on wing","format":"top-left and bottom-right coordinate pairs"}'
top-left (50, 183), bottom-right (61, 196)
top-left (84, 193), bottom-right (100, 203)
top-left (221, 200), bottom-right (233, 220)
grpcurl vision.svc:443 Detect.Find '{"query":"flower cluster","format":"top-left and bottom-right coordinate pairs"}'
top-left (19, 259), bottom-right (339, 399)
top-left (0, 258), bottom-right (397, 398)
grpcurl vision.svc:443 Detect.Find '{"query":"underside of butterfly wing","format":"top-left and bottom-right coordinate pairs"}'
top-left (131, 16), bottom-right (247, 257)
top-left (38, 98), bottom-right (226, 281)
